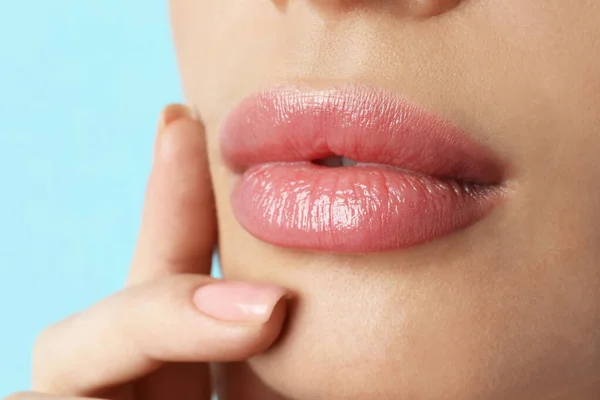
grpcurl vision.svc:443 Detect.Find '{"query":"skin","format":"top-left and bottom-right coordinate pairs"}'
top-left (170, 0), bottom-right (600, 399)
top-left (6, 1), bottom-right (600, 399)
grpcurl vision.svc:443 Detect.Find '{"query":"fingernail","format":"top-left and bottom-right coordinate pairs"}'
top-left (193, 282), bottom-right (288, 323)
top-left (158, 104), bottom-right (192, 135)
top-left (154, 104), bottom-right (192, 159)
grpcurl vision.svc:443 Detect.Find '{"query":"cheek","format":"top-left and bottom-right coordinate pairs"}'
top-left (171, 0), bottom-right (283, 120)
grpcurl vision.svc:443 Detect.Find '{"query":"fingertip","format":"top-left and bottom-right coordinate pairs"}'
top-left (260, 294), bottom-right (289, 348)
top-left (153, 104), bottom-right (193, 160)
top-left (187, 279), bottom-right (291, 361)
top-left (158, 103), bottom-right (193, 134)
top-left (210, 294), bottom-right (290, 361)
top-left (154, 104), bottom-right (207, 166)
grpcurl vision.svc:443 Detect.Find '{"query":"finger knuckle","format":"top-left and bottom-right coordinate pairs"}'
top-left (33, 318), bottom-right (67, 364)
top-left (31, 313), bottom-right (80, 390)
top-left (32, 324), bottom-right (57, 365)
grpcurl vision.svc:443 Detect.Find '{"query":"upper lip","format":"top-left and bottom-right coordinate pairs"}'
top-left (220, 85), bottom-right (505, 185)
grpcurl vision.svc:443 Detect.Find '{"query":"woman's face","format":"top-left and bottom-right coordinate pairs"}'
top-left (170, 1), bottom-right (600, 398)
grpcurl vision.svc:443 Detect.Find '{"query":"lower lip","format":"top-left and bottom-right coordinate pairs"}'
top-left (231, 161), bottom-right (501, 253)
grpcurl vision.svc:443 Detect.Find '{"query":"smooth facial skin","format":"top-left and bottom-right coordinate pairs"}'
top-left (170, 1), bottom-right (600, 399)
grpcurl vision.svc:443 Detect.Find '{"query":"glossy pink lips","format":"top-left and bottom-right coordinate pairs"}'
top-left (220, 86), bottom-right (505, 253)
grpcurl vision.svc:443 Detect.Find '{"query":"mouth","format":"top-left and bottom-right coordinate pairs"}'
top-left (220, 85), bottom-right (507, 253)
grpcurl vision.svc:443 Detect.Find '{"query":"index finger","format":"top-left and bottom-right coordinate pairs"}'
top-left (128, 105), bottom-right (217, 285)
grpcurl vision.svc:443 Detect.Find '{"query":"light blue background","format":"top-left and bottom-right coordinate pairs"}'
top-left (0, 1), bottom-right (186, 396)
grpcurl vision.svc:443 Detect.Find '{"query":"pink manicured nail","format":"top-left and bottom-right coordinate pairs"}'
top-left (193, 282), bottom-right (288, 323)
top-left (158, 103), bottom-right (191, 134)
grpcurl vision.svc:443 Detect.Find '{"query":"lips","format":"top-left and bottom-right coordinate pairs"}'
top-left (220, 85), bottom-right (506, 253)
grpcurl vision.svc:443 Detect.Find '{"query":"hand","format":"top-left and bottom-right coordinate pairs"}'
top-left (5, 105), bottom-right (289, 400)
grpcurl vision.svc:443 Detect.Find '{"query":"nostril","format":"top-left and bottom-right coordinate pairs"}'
top-left (274, 0), bottom-right (463, 18)
top-left (408, 0), bottom-right (464, 17)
